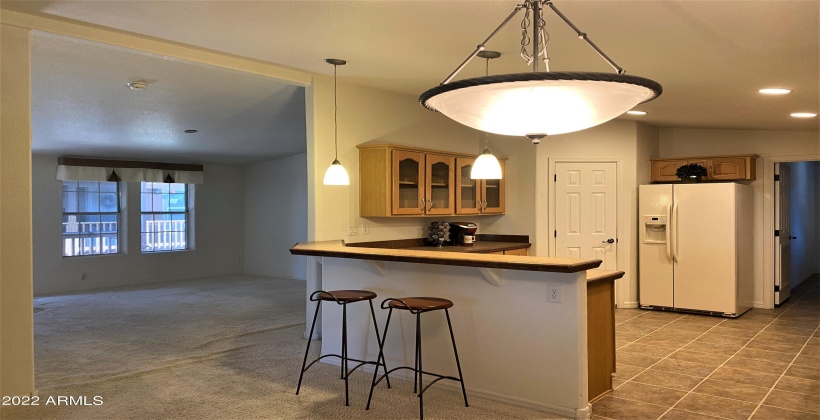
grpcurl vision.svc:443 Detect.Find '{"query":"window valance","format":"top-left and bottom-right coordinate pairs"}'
top-left (56, 157), bottom-right (204, 184)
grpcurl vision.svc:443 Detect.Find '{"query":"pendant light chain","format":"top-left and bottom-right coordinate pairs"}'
top-left (520, 1), bottom-right (551, 71)
top-left (333, 63), bottom-right (338, 161)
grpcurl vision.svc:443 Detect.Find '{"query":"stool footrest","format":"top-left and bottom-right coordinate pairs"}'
top-left (302, 354), bottom-right (387, 379)
top-left (372, 366), bottom-right (462, 391)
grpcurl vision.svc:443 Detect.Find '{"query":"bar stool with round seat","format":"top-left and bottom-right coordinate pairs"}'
top-left (296, 289), bottom-right (390, 406)
top-left (366, 297), bottom-right (468, 420)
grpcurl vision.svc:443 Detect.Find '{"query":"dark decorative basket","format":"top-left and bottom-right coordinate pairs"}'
top-left (676, 163), bottom-right (707, 182)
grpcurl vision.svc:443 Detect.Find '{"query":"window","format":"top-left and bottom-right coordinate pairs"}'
top-left (141, 182), bottom-right (189, 252)
top-left (61, 181), bottom-right (120, 256)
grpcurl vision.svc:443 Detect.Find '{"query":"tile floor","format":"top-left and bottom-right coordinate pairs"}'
top-left (592, 275), bottom-right (819, 420)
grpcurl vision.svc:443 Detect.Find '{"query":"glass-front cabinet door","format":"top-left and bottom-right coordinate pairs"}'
top-left (456, 158), bottom-right (480, 214)
top-left (481, 160), bottom-right (505, 214)
top-left (391, 150), bottom-right (425, 215)
top-left (425, 154), bottom-right (455, 215)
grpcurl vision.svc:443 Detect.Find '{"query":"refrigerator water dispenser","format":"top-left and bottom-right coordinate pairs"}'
top-left (643, 216), bottom-right (667, 243)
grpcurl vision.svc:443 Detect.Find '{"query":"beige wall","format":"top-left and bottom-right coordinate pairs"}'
top-left (31, 154), bottom-right (247, 295)
top-left (0, 23), bottom-right (35, 396)
top-left (310, 75), bottom-right (537, 244)
top-left (534, 119), bottom-right (651, 308)
top-left (659, 128), bottom-right (820, 307)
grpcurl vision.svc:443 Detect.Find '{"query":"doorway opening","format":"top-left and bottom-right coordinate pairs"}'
top-left (764, 156), bottom-right (820, 308)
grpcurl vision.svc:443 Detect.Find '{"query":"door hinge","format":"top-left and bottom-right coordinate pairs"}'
top-left (554, 230), bottom-right (557, 238)
top-left (775, 230), bottom-right (780, 237)
top-left (774, 174), bottom-right (780, 181)
top-left (774, 285), bottom-right (780, 292)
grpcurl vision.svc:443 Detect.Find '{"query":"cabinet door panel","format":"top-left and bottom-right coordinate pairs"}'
top-left (392, 150), bottom-right (425, 215)
top-left (456, 158), bottom-right (481, 214)
top-left (651, 160), bottom-right (686, 182)
top-left (425, 154), bottom-right (455, 215)
top-left (503, 247), bottom-right (528, 256)
top-left (482, 160), bottom-right (505, 214)
top-left (709, 157), bottom-right (747, 180)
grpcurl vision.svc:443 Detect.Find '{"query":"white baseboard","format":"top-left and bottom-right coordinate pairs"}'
top-left (618, 301), bottom-right (639, 309)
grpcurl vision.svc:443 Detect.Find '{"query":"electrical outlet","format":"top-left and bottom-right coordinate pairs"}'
top-left (360, 224), bottom-right (369, 235)
top-left (546, 284), bottom-right (562, 304)
top-left (80, 273), bottom-right (87, 281)
top-left (346, 225), bottom-right (358, 236)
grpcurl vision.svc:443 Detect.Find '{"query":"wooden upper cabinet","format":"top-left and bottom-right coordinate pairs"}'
top-left (650, 159), bottom-right (688, 182)
top-left (357, 144), bottom-right (506, 217)
top-left (456, 157), bottom-right (506, 215)
top-left (392, 150), bottom-right (425, 215)
top-left (709, 156), bottom-right (754, 180)
top-left (456, 158), bottom-right (481, 214)
top-left (358, 144), bottom-right (507, 217)
top-left (481, 160), bottom-right (506, 214)
top-left (650, 155), bottom-right (757, 183)
top-left (425, 154), bottom-right (455, 215)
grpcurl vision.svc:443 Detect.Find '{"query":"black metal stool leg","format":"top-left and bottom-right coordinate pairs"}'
top-left (413, 318), bottom-right (419, 394)
top-left (342, 303), bottom-right (349, 406)
top-left (366, 307), bottom-right (393, 410)
top-left (369, 300), bottom-right (391, 388)
top-left (416, 312), bottom-right (424, 420)
top-left (445, 308), bottom-right (469, 407)
top-left (296, 299), bottom-right (322, 395)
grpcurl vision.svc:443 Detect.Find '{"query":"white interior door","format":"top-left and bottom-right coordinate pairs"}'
top-left (775, 163), bottom-right (792, 305)
top-left (554, 162), bottom-right (618, 269)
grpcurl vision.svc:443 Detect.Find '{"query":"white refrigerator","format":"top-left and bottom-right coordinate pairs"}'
top-left (638, 183), bottom-right (753, 317)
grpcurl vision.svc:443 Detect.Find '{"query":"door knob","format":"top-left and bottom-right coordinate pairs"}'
top-left (602, 238), bottom-right (615, 244)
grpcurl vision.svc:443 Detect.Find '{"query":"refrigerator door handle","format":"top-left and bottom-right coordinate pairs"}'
top-left (672, 201), bottom-right (679, 263)
top-left (665, 203), bottom-right (673, 262)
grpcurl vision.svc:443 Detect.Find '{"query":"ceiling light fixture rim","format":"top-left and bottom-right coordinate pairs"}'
top-left (419, 71), bottom-right (663, 111)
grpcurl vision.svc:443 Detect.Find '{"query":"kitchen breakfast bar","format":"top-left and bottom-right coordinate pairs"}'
top-left (290, 240), bottom-right (623, 419)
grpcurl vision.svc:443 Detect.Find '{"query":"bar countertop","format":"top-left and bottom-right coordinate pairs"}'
top-left (290, 240), bottom-right (602, 273)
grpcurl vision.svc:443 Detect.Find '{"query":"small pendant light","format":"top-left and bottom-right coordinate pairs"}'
top-left (323, 58), bottom-right (350, 186)
top-left (470, 51), bottom-right (503, 180)
top-left (471, 133), bottom-right (503, 179)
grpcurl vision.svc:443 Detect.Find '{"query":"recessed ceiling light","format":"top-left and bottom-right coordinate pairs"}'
top-left (758, 88), bottom-right (791, 95)
top-left (184, 129), bottom-right (198, 133)
top-left (126, 80), bottom-right (149, 90)
top-left (790, 112), bottom-right (817, 118)
top-left (626, 110), bottom-right (647, 115)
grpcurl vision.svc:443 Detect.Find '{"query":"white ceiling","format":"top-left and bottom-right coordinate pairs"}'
top-left (4, 1), bottom-right (819, 165)
top-left (30, 33), bottom-right (307, 165)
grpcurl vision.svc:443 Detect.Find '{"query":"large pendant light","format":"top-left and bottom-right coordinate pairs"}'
top-left (420, 0), bottom-right (662, 143)
top-left (322, 58), bottom-right (350, 186)
top-left (470, 51), bottom-right (503, 180)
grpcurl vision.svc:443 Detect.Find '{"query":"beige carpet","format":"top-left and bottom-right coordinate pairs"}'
top-left (4, 275), bottom-right (564, 419)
